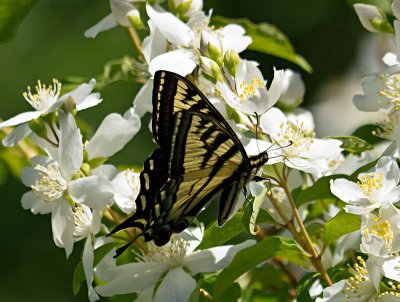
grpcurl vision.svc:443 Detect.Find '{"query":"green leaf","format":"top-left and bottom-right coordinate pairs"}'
top-left (219, 283), bottom-right (241, 302)
top-left (350, 159), bottom-right (378, 180)
top-left (325, 136), bottom-right (374, 153)
top-left (324, 210), bottom-right (360, 246)
top-left (73, 242), bottom-right (117, 295)
top-left (211, 16), bottom-right (312, 73)
top-left (0, 0), bottom-right (37, 43)
top-left (197, 213), bottom-right (244, 250)
top-left (213, 237), bottom-right (306, 301)
top-left (296, 272), bottom-right (320, 302)
top-left (351, 124), bottom-right (385, 146)
top-left (295, 174), bottom-right (348, 205)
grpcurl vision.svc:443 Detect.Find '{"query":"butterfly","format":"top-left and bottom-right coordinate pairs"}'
top-left (109, 70), bottom-right (269, 256)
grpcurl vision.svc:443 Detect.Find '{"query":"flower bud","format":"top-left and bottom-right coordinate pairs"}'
top-left (128, 10), bottom-right (144, 29)
top-left (354, 3), bottom-right (392, 33)
top-left (200, 30), bottom-right (223, 66)
top-left (223, 50), bottom-right (240, 76)
top-left (200, 56), bottom-right (223, 83)
top-left (169, 0), bottom-right (203, 20)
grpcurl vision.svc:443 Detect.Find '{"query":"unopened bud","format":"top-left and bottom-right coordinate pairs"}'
top-left (128, 10), bottom-right (144, 29)
top-left (200, 30), bottom-right (223, 66)
top-left (354, 3), bottom-right (392, 33)
top-left (200, 56), bottom-right (223, 83)
top-left (223, 50), bottom-right (240, 76)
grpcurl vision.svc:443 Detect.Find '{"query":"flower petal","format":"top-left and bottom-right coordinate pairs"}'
top-left (86, 111), bottom-right (140, 160)
top-left (146, 4), bottom-right (192, 47)
top-left (148, 49), bottom-right (196, 77)
top-left (133, 80), bottom-right (153, 117)
top-left (21, 191), bottom-right (52, 214)
top-left (2, 123), bottom-right (31, 147)
top-left (83, 237), bottom-right (99, 301)
top-left (183, 240), bottom-right (255, 274)
top-left (221, 24), bottom-right (252, 53)
top-left (260, 107), bottom-right (287, 139)
top-left (69, 176), bottom-right (115, 211)
top-left (264, 68), bottom-right (284, 108)
top-left (51, 197), bottom-right (74, 258)
top-left (0, 111), bottom-right (41, 129)
top-left (330, 179), bottom-right (366, 203)
top-left (143, 20), bottom-right (167, 64)
top-left (95, 262), bottom-right (167, 296)
top-left (76, 93), bottom-right (102, 111)
top-left (154, 267), bottom-right (197, 302)
top-left (59, 111), bottom-right (83, 180)
top-left (84, 13), bottom-right (118, 38)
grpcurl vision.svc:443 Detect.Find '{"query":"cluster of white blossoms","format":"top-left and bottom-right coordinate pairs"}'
top-left (5, 0), bottom-right (400, 301)
top-left (315, 1), bottom-right (400, 301)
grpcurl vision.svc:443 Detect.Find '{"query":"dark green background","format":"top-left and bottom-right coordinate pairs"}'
top-left (0, 0), bottom-right (363, 301)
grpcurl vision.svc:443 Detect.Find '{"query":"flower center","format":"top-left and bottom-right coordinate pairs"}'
top-left (143, 237), bottom-right (189, 267)
top-left (364, 216), bottom-right (393, 250)
top-left (23, 79), bottom-right (61, 112)
top-left (31, 163), bottom-right (67, 201)
top-left (357, 172), bottom-right (383, 202)
top-left (379, 73), bottom-right (400, 111)
top-left (238, 78), bottom-right (265, 102)
top-left (379, 282), bottom-right (400, 299)
top-left (343, 256), bottom-right (371, 299)
top-left (124, 169), bottom-right (140, 199)
top-left (275, 121), bottom-right (314, 158)
top-left (374, 110), bottom-right (400, 140)
top-left (73, 205), bottom-right (92, 240)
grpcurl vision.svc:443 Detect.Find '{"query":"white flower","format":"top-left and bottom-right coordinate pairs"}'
top-left (278, 69), bottom-right (305, 108)
top-left (85, 107), bottom-right (141, 160)
top-left (353, 3), bottom-right (384, 33)
top-left (95, 227), bottom-right (254, 302)
top-left (361, 203), bottom-right (400, 257)
top-left (84, 0), bottom-right (143, 38)
top-left (73, 204), bottom-right (101, 301)
top-left (20, 111), bottom-right (83, 257)
top-left (20, 111), bottom-right (114, 257)
top-left (353, 65), bottom-right (400, 113)
top-left (330, 156), bottom-right (400, 215)
top-left (217, 61), bottom-right (284, 115)
top-left (316, 257), bottom-right (379, 302)
top-left (1, 78), bottom-right (100, 147)
top-left (261, 107), bottom-right (343, 175)
top-left (111, 169), bottom-right (140, 214)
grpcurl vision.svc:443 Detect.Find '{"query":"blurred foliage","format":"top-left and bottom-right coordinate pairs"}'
top-left (0, 0), bottom-right (38, 43)
top-left (0, 0), bottom-right (366, 300)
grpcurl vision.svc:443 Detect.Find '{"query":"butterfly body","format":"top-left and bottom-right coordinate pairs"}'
top-left (110, 71), bottom-right (269, 252)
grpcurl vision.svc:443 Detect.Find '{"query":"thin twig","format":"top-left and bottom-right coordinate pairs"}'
top-left (127, 27), bottom-right (144, 60)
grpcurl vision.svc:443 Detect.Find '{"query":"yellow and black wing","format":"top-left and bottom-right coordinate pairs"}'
top-left (109, 71), bottom-right (266, 254)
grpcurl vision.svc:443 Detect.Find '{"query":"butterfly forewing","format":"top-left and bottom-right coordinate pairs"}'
top-left (110, 70), bottom-right (269, 252)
